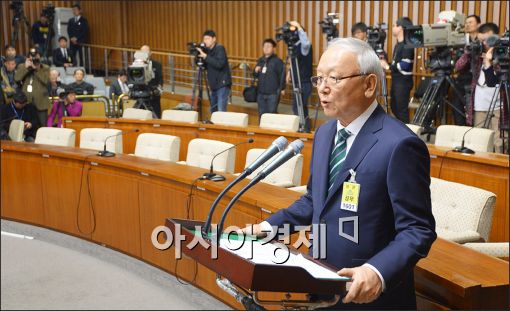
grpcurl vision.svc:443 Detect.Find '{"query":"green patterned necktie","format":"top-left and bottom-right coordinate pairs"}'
top-left (328, 128), bottom-right (351, 196)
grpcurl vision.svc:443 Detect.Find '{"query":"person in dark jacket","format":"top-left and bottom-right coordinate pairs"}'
top-left (31, 13), bottom-right (51, 57)
top-left (67, 4), bottom-right (89, 66)
top-left (0, 90), bottom-right (40, 142)
top-left (196, 30), bottom-right (232, 113)
top-left (254, 38), bottom-right (285, 117)
top-left (67, 68), bottom-right (94, 96)
top-left (52, 36), bottom-right (74, 67)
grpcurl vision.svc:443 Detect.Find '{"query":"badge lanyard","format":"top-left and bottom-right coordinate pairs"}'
top-left (11, 103), bottom-right (24, 120)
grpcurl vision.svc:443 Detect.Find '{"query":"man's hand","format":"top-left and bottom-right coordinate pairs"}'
top-left (239, 223), bottom-right (266, 238)
top-left (196, 47), bottom-right (207, 59)
top-left (70, 37), bottom-right (78, 44)
top-left (24, 122), bottom-right (32, 130)
top-left (483, 47), bottom-right (494, 68)
top-left (64, 63), bottom-right (72, 68)
top-left (25, 58), bottom-right (34, 69)
top-left (379, 59), bottom-right (390, 70)
top-left (338, 266), bottom-right (382, 304)
top-left (280, 90), bottom-right (285, 96)
top-left (286, 71), bottom-right (291, 84)
top-left (289, 21), bottom-right (303, 31)
top-left (254, 66), bottom-right (262, 73)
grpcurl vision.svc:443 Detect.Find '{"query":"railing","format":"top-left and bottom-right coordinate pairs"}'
top-left (49, 94), bottom-right (114, 117)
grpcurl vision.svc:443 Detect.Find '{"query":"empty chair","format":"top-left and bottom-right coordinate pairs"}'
top-left (463, 242), bottom-right (509, 259)
top-left (63, 75), bottom-right (76, 85)
top-left (122, 108), bottom-right (153, 120)
top-left (8, 119), bottom-right (25, 142)
top-left (161, 109), bottom-right (199, 123)
top-left (180, 138), bottom-right (235, 173)
top-left (435, 125), bottom-right (495, 153)
top-left (210, 111), bottom-right (249, 127)
top-left (80, 128), bottom-right (123, 154)
top-left (35, 127), bottom-right (76, 147)
top-left (430, 177), bottom-right (496, 243)
top-left (244, 148), bottom-right (303, 187)
top-left (260, 113), bottom-right (299, 132)
top-left (81, 101), bottom-right (107, 117)
top-left (85, 76), bottom-right (107, 96)
top-left (134, 133), bottom-right (180, 162)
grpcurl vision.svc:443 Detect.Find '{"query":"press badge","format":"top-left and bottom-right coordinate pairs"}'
top-left (27, 85), bottom-right (33, 93)
top-left (261, 66), bottom-right (267, 74)
top-left (340, 169), bottom-right (360, 212)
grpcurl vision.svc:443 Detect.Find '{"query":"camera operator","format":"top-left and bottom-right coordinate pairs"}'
top-left (451, 14), bottom-right (481, 126)
top-left (351, 22), bottom-right (368, 41)
top-left (67, 4), bottom-right (89, 66)
top-left (455, 23), bottom-right (507, 153)
top-left (52, 36), bottom-right (74, 68)
top-left (14, 48), bottom-right (50, 127)
top-left (0, 90), bottom-right (40, 142)
top-left (140, 45), bottom-right (163, 118)
top-left (380, 17), bottom-right (414, 123)
top-left (31, 13), bottom-right (51, 57)
top-left (68, 68), bottom-right (94, 96)
top-left (47, 86), bottom-right (82, 127)
top-left (285, 21), bottom-right (313, 132)
top-left (254, 38), bottom-right (285, 117)
top-left (1, 56), bottom-right (20, 105)
top-left (196, 30), bottom-right (232, 113)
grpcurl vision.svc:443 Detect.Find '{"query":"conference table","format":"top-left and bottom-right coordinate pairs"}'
top-left (62, 117), bottom-right (510, 242)
top-left (1, 141), bottom-right (508, 310)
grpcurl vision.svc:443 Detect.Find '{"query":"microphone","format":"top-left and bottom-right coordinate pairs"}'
top-left (201, 136), bottom-right (288, 239)
top-left (215, 139), bottom-right (304, 239)
top-left (453, 117), bottom-right (493, 154)
top-left (97, 128), bottom-right (139, 157)
top-left (202, 138), bottom-right (254, 182)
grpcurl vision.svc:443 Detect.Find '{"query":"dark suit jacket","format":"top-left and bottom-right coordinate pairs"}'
top-left (67, 16), bottom-right (89, 46)
top-left (52, 48), bottom-right (74, 67)
top-left (109, 79), bottom-right (128, 99)
top-left (266, 105), bottom-right (436, 309)
top-left (204, 44), bottom-right (232, 91)
top-left (148, 60), bottom-right (163, 90)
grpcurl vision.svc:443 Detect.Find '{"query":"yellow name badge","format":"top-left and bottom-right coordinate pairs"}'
top-left (340, 182), bottom-right (360, 212)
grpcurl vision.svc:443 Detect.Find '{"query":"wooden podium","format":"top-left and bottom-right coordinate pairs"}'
top-left (165, 218), bottom-right (347, 309)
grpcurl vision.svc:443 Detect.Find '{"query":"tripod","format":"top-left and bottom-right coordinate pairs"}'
top-left (41, 15), bottom-right (55, 63)
top-left (10, 7), bottom-right (31, 47)
top-left (284, 45), bottom-right (309, 133)
top-left (191, 58), bottom-right (211, 121)
top-left (484, 68), bottom-right (510, 154)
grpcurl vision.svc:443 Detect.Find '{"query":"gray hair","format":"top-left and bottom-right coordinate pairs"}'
top-left (326, 37), bottom-right (385, 89)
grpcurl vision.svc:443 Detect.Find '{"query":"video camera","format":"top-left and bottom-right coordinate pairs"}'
top-left (127, 51), bottom-right (156, 99)
top-left (367, 23), bottom-right (387, 59)
top-left (489, 31), bottom-right (510, 72)
top-left (42, 3), bottom-right (55, 20)
top-left (275, 22), bottom-right (300, 47)
top-left (319, 13), bottom-right (339, 42)
top-left (404, 11), bottom-right (466, 48)
top-left (9, 0), bottom-right (23, 18)
top-left (187, 42), bottom-right (207, 67)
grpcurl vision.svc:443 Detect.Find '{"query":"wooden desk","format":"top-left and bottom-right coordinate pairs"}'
top-left (1, 141), bottom-right (508, 310)
top-left (63, 117), bottom-right (510, 241)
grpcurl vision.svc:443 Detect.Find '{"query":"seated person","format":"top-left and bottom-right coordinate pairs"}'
top-left (109, 69), bottom-right (130, 99)
top-left (0, 90), bottom-right (40, 142)
top-left (52, 36), bottom-right (74, 68)
top-left (48, 68), bottom-right (66, 98)
top-left (47, 86), bottom-right (82, 127)
top-left (67, 68), bottom-right (94, 95)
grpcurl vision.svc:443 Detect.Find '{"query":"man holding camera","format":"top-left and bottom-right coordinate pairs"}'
top-left (15, 49), bottom-right (50, 127)
top-left (140, 45), bottom-right (163, 118)
top-left (286, 21), bottom-right (313, 132)
top-left (380, 17), bottom-right (414, 124)
top-left (196, 30), bottom-right (232, 113)
top-left (1, 56), bottom-right (20, 105)
top-left (0, 90), bottom-right (40, 142)
top-left (67, 4), bottom-right (89, 67)
top-left (254, 38), bottom-right (285, 117)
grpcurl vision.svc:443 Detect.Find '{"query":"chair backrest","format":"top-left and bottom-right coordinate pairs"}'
top-left (211, 111), bottom-right (249, 127)
top-left (161, 109), bottom-right (198, 123)
top-left (435, 125), bottom-right (495, 152)
top-left (430, 177), bottom-right (496, 242)
top-left (260, 113), bottom-right (299, 132)
top-left (186, 138), bottom-right (235, 173)
top-left (79, 128), bottom-right (123, 153)
top-left (134, 133), bottom-right (180, 162)
top-left (81, 101), bottom-right (106, 117)
top-left (244, 148), bottom-right (303, 187)
top-left (122, 108), bottom-right (153, 120)
top-left (8, 119), bottom-right (25, 142)
top-left (85, 76), bottom-right (106, 95)
top-left (35, 127), bottom-right (76, 147)
top-left (406, 124), bottom-right (422, 135)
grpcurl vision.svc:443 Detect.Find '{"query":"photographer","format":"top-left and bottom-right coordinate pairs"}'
top-left (0, 90), bottom-right (40, 142)
top-left (452, 15), bottom-right (481, 125)
top-left (14, 48), bottom-right (50, 127)
top-left (68, 68), bottom-right (94, 96)
top-left (285, 21), bottom-right (313, 132)
top-left (47, 86), bottom-right (82, 127)
top-left (52, 36), bottom-right (74, 67)
top-left (67, 4), bottom-right (89, 66)
top-left (1, 56), bottom-right (20, 105)
top-left (140, 45), bottom-right (163, 118)
top-left (351, 22), bottom-right (368, 41)
top-left (254, 38), bottom-right (285, 117)
top-left (380, 17), bottom-right (414, 123)
top-left (31, 13), bottom-right (51, 57)
top-left (196, 30), bottom-right (232, 113)
top-left (455, 23), bottom-right (507, 153)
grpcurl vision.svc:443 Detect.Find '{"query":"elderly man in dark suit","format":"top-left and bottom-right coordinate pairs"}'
top-left (246, 38), bottom-right (436, 309)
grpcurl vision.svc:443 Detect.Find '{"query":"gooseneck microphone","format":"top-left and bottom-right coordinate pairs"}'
top-left (215, 139), bottom-right (304, 240)
top-left (201, 136), bottom-right (288, 239)
top-left (97, 128), bottom-right (140, 157)
top-left (453, 117), bottom-right (493, 154)
top-left (202, 138), bottom-right (254, 182)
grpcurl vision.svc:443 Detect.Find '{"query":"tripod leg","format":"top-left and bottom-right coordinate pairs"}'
top-left (289, 56), bottom-right (308, 132)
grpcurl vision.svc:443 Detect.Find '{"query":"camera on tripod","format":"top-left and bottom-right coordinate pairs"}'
top-left (187, 42), bottom-right (207, 67)
top-left (42, 3), bottom-right (55, 20)
top-left (404, 11), bottom-right (466, 49)
top-left (9, 0), bottom-right (23, 17)
top-left (127, 50), bottom-right (155, 100)
top-left (367, 23), bottom-right (387, 58)
top-left (319, 13), bottom-right (339, 42)
top-left (275, 22), bottom-right (300, 47)
top-left (490, 31), bottom-right (510, 72)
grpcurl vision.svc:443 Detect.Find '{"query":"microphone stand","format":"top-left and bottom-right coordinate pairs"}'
top-left (97, 129), bottom-right (139, 157)
top-left (202, 139), bottom-right (254, 182)
top-left (453, 117), bottom-right (493, 154)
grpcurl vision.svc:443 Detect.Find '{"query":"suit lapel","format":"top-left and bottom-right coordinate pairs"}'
top-left (320, 105), bottom-right (385, 215)
top-left (316, 121), bottom-right (338, 210)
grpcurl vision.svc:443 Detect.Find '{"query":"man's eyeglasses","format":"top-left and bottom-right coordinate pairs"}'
top-left (310, 73), bottom-right (367, 87)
